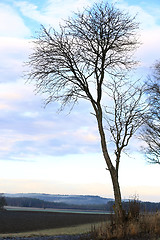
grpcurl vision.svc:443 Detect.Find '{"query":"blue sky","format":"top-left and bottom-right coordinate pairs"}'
top-left (0, 0), bottom-right (160, 202)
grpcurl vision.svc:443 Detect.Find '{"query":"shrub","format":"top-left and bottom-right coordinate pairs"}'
top-left (90, 213), bottom-right (160, 239)
top-left (126, 195), bottom-right (141, 221)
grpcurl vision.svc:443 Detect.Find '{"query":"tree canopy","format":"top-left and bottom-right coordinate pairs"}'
top-left (27, 2), bottom-right (139, 108)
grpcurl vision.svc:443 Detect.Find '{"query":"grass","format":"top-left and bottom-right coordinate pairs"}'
top-left (90, 212), bottom-right (160, 239)
top-left (0, 222), bottom-right (104, 238)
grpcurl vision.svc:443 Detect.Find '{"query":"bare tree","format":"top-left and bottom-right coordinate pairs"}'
top-left (141, 61), bottom-right (160, 164)
top-left (104, 77), bottom-right (145, 219)
top-left (105, 78), bottom-right (145, 167)
top-left (26, 2), bottom-right (142, 221)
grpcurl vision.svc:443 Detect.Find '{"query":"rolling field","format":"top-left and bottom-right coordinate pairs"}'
top-left (0, 210), bottom-right (109, 234)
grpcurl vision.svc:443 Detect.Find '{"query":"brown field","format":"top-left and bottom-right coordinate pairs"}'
top-left (0, 210), bottom-right (109, 234)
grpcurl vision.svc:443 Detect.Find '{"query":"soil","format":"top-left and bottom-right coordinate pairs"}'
top-left (0, 210), bottom-right (108, 234)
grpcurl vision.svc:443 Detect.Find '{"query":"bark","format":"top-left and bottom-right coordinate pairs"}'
top-left (110, 168), bottom-right (124, 222)
top-left (94, 102), bottom-right (124, 222)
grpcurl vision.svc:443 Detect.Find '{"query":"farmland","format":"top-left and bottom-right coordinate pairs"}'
top-left (0, 209), bottom-right (109, 234)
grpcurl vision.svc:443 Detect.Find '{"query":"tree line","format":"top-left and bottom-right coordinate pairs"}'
top-left (3, 197), bottom-right (160, 213)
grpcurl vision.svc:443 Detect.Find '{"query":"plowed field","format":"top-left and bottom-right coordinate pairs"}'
top-left (0, 210), bottom-right (109, 233)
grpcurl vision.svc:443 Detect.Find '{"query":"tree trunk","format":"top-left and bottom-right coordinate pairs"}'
top-left (94, 104), bottom-right (124, 222)
top-left (110, 168), bottom-right (124, 222)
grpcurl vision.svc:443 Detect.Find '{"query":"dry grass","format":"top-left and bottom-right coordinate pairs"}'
top-left (90, 212), bottom-right (160, 239)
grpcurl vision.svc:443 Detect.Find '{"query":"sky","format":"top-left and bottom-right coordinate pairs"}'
top-left (0, 0), bottom-right (160, 202)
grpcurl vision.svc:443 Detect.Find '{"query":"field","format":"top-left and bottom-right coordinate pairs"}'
top-left (0, 210), bottom-right (109, 234)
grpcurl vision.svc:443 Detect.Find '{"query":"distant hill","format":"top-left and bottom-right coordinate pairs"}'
top-left (4, 193), bottom-right (160, 212)
top-left (5, 193), bottom-right (113, 205)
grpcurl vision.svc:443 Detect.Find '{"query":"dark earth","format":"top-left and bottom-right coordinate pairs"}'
top-left (0, 210), bottom-right (109, 240)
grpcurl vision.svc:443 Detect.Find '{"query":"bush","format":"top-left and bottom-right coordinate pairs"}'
top-left (126, 195), bottom-right (141, 221)
top-left (90, 212), bottom-right (160, 239)
top-left (89, 197), bottom-right (160, 239)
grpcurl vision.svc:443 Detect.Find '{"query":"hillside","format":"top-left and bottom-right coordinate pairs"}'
top-left (4, 193), bottom-right (160, 212)
top-left (4, 193), bottom-right (112, 205)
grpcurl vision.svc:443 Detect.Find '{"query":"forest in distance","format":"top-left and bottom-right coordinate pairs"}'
top-left (4, 194), bottom-right (160, 213)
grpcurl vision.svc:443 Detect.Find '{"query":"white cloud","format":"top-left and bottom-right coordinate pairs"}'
top-left (14, 1), bottom-right (50, 24)
top-left (114, 1), bottom-right (160, 67)
top-left (0, 77), bottom-right (100, 160)
top-left (14, 0), bottom-right (95, 28)
top-left (137, 27), bottom-right (160, 67)
top-left (119, 4), bottom-right (156, 29)
top-left (0, 37), bottom-right (31, 82)
top-left (0, 3), bottom-right (30, 37)
top-left (14, 1), bottom-right (63, 27)
top-left (13, 0), bottom-right (160, 69)
top-left (1, 0), bottom-right (159, 162)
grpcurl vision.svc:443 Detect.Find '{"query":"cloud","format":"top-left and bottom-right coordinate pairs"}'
top-left (0, 3), bottom-right (30, 38)
top-left (0, 37), bottom-right (31, 83)
top-left (0, 78), bottom-right (100, 160)
top-left (14, 0), bottom-right (95, 28)
top-left (0, 0), bottom-right (160, 163)
top-left (13, 0), bottom-right (160, 69)
top-left (16, 106), bottom-right (100, 157)
top-left (116, 1), bottom-right (160, 67)
top-left (137, 27), bottom-right (160, 67)
top-left (14, 1), bottom-right (50, 24)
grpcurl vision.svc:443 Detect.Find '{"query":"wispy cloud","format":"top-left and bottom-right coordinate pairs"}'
top-left (14, 0), bottom-right (95, 28)
top-left (0, 3), bottom-right (30, 37)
